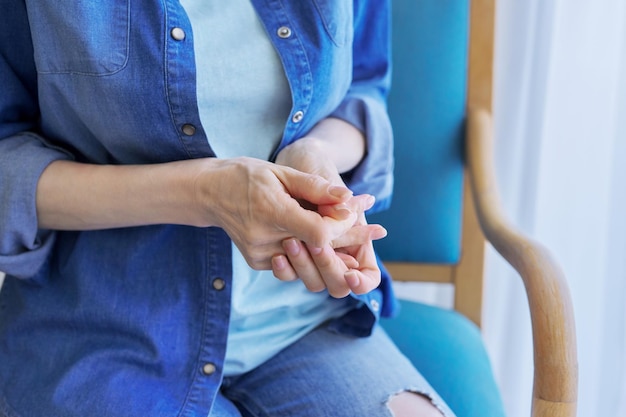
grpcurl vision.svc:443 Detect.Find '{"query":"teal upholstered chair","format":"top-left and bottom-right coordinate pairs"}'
top-left (370, 1), bottom-right (579, 416)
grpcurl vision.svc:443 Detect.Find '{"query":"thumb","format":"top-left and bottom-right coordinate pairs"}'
top-left (276, 200), bottom-right (358, 248)
top-left (272, 167), bottom-right (357, 247)
top-left (275, 166), bottom-right (352, 207)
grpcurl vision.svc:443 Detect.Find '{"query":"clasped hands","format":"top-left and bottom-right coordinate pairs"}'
top-left (204, 156), bottom-right (386, 299)
top-left (271, 189), bottom-right (386, 299)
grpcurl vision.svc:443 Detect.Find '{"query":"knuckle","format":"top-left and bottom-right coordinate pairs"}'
top-left (356, 273), bottom-right (381, 294)
top-left (314, 255), bottom-right (334, 270)
top-left (304, 280), bottom-right (326, 293)
top-left (303, 174), bottom-right (326, 192)
top-left (328, 286), bottom-right (351, 299)
top-left (247, 255), bottom-right (267, 270)
top-left (274, 270), bottom-right (294, 281)
top-left (310, 226), bottom-right (331, 248)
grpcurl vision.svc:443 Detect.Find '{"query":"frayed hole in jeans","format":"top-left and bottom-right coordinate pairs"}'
top-left (385, 389), bottom-right (449, 417)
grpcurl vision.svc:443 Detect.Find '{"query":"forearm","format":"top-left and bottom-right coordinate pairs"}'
top-left (36, 159), bottom-right (210, 230)
top-left (35, 156), bottom-right (355, 255)
top-left (306, 117), bottom-right (366, 173)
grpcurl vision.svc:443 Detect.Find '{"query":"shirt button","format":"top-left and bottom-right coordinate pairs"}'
top-left (370, 299), bottom-right (380, 312)
top-left (277, 26), bottom-right (292, 39)
top-left (212, 278), bottom-right (226, 291)
top-left (291, 110), bottom-right (304, 123)
top-left (170, 27), bottom-right (186, 41)
top-left (202, 363), bottom-right (217, 376)
top-left (182, 124), bottom-right (196, 136)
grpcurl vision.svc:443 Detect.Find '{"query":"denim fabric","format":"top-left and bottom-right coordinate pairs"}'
top-left (182, 0), bottom-right (291, 161)
top-left (0, 1), bottom-right (394, 416)
top-left (211, 325), bottom-right (456, 417)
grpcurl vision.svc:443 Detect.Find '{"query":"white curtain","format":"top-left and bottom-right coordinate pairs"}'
top-left (483, 0), bottom-right (626, 416)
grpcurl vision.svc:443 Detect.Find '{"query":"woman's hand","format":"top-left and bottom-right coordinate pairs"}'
top-left (272, 118), bottom-right (386, 297)
top-left (271, 197), bottom-right (385, 298)
top-left (192, 157), bottom-right (359, 270)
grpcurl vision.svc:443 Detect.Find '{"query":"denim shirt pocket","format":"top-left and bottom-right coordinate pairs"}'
top-left (311, 0), bottom-right (352, 46)
top-left (27, 2), bottom-right (130, 76)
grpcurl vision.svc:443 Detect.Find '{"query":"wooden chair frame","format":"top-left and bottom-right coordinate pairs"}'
top-left (382, 1), bottom-right (578, 416)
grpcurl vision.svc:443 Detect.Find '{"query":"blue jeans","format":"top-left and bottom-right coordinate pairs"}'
top-left (209, 325), bottom-right (455, 417)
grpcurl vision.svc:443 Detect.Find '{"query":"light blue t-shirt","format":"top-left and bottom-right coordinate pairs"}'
top-left (181, 0), bottom-right (289, 161)
top-left (181, 0), bottom-right (354, 376)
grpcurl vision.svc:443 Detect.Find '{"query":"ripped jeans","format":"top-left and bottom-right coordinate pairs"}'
top-left (209, 324), bottom-right (456, 417)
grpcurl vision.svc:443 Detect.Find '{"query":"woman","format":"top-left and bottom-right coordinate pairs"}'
top-left (0, 1), bottom-right (453, 416)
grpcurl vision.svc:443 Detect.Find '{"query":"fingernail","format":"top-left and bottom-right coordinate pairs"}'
top-left (332, 203), bottom-right (353, 219)
top-left (370, 226), bottom-right (388, 240)
top-left (309, 246), bottom-right (323, 255)
top-left (345, 270), bottom-right (360, 288)
top-left (284, 238), bottom-right (300, 256)
top-left (272, 255), bottom-right (287, 270)
top-left (364, 194), bottom-right (376, 209)
top-left (329, 185), bottom-right (352, 199)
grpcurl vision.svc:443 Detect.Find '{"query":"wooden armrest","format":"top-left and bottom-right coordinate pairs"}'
top-left (466, 109), bottom-right (578, 417)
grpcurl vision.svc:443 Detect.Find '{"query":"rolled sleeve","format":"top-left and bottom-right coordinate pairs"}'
top-left (331, 91), bottom-right (393, 213)
top-left (0, 134), bottom-right (72, 278)
top-left (331, 0), bottom-right (393, 213)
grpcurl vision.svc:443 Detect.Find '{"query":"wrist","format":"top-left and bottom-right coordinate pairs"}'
top-left (276, 138), bottom-right (343, 186)
top-left (275, 136), bottom-right (324, 167)
top-left (277, 117), bottom-right (366, 176)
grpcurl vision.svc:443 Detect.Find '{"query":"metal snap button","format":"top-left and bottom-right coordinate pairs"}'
top-left (170, 27), bottom-right (186, 41)
top-left (212, 278), bottom-right (226, 291)
top-left (277, 26), bottom-right (292, 39)
top-left (202, 363), bottom-right (217, 376)
top-left (182, 124), bottom-right (196, 136)
top-left (291, 111), bottom-right (304, 123)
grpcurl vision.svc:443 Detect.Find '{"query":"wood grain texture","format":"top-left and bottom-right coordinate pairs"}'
top-left (383, 263), bottom-right (454, 284)
top-left (467, 109), bottom-right (578, 417)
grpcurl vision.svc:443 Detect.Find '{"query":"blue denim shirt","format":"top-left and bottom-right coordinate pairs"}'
top-left (0, 1), bottom-right (395, 416)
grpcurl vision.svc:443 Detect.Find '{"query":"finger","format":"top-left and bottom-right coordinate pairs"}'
top-left (275, 167), bottom-right (352, 206)
top-left (282, 238), bottom-right (326, 293)
top-left (335, 251), bottom-right (359, 269)
top-left (317, 193), bottom-right (375, 221)
top-left (318, 203), bottom-right (354, 221)
top-left (306, 244), bottom-right (352, 298)
top-left (231, 236), bottom-right (287, 271)
top-left (277, 202), bottom-right (357, 248)
top-left (312, 194), bottom-right (379, 245)
top-left (344, 267), bottom-right (381, 295)
top-left (276, 170), bottom-right (363, 244)
top-left (331, 224), bottom-right (387, 249)
top-left (343, 242), bottom-right (381, 295)
top-left (316, 202), bottom-right (354, 221)
top-left (267, 180), bottom-right (355, 248)
top-left (345, 193), bottom-right (376, 213)
top-left (271, 254), bottom-right (298, 281)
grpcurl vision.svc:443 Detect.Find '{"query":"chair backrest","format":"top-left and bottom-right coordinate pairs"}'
top-left (370, 0), bottom-right (495, 327)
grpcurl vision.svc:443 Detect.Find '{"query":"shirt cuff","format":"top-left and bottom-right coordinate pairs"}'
top-left (330, 92), bottom-right (393, 214)
top-left (0, 133), bottom-right (73, 278)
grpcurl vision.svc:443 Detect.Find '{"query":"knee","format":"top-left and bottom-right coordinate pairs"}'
top-left (387, 392), bottom-right (444, 417)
